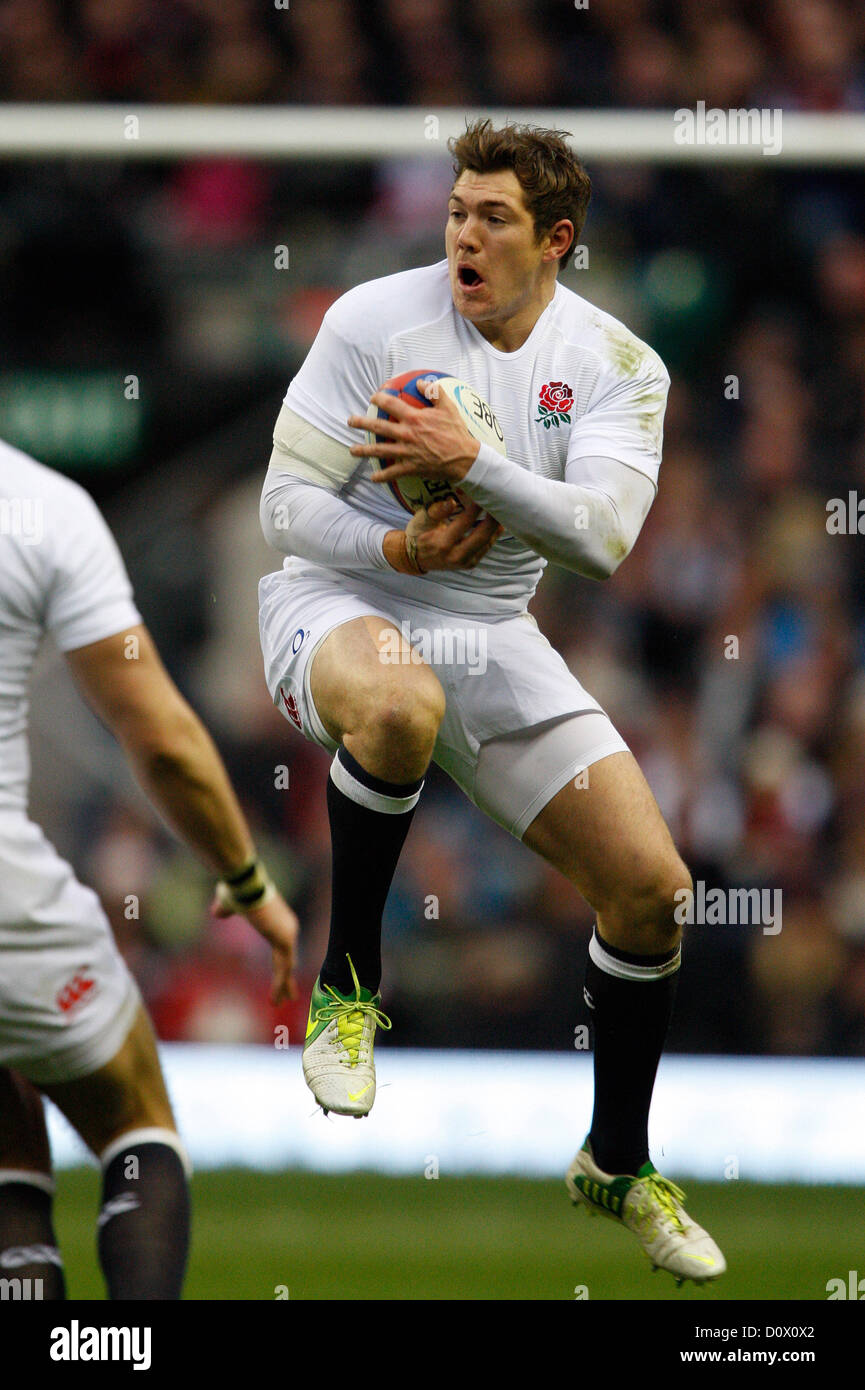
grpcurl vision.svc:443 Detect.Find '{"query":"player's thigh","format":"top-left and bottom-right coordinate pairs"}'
top-left (522, 748), bottom-right (691, 930)
top-left (309, 614), bottom-right (445, 745)
top-left (0, 1067), bottom-right (52, 1174)
top-left (39, 1005), bottom-right (177, 1160)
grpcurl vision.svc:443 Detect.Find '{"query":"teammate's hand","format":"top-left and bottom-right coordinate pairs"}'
top-left (210, 890), bottom-right (300, 1005)
top-left (402, 496), bottom-right (504, 572)
top-left (348, 382), bottom-right (480, 485)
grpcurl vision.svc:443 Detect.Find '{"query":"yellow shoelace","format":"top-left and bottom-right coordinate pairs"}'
top-left (314, 957), bottom-right (392, 1066)
top-left (632, 1173), bottom-right (687, 1236)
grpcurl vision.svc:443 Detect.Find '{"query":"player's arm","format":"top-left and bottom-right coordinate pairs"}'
top-left (261, 399), bottom-right (397, 567)
top-left (464, 356), bottom-right (667, 578)
top-left (444, 448), bottom-right (655, 580)
top-left (354, 396), bottom-right (654, 580)
top-left (262, 404), bottom-right (500, 575)
top-left (65, 624), bottom-right (299, 1001)
top-left (357, 362), bottom-right (665, 579)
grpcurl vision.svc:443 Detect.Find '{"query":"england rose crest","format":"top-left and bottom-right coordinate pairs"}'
top-left (535, 381), bottom-right (573, 428)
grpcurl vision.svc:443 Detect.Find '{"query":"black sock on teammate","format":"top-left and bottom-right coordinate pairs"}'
top-left (583, 926), bottom-right (681, 1176)
top-left (97, 1130), bottom-right (190, 1300)
top-left (321, 745), bottom-right (425, 995)
top-left (0, 1172), bottom-right (66, 1298)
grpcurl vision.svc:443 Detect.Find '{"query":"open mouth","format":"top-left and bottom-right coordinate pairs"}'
top-left (458, 265), bottom-right (484, 288)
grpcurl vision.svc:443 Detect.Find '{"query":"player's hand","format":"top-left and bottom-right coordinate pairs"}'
top-left (348, 382), bottom-right (480, 485)
top-left (210, 890), bottom-right (300, 1005)
top-left (404, 496), bottom-right (504, 572)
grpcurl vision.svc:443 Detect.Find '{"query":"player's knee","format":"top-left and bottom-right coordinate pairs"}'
top-left (640, 859), bottom-right (692, 947)
top-left (605, 858), bottom-right (692, 949)
top-left (375, 672), bottom-right (445, 753)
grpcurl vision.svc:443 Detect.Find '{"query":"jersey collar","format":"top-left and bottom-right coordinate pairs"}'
top-left (457, 282), bottom-right (563, 360)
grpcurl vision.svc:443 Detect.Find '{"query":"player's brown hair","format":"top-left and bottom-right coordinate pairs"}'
top-left (448, 119), bottom-right (591, 270)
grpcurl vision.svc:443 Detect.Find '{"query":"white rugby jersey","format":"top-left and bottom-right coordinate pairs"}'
top-left (0, 441), bottom-right (141, 814)
top-left (278, 259), bottom-right (669, 615)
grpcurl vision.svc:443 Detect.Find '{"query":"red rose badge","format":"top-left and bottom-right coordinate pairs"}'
top-left (535, 381), bottom-right (574, 428)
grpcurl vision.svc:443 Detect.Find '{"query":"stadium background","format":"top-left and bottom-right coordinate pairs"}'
top-left (2, 0), bottom-right (865, 1300)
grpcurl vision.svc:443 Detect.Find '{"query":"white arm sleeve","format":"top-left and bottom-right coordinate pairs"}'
top-left (261, 403), bottom-right (393, 569)
top-left (457, 340), bottom-right (667, 577)
top-left (260, 469), bottom-right (393, 572)
top-left (457, 445), bottom-right (656, 580)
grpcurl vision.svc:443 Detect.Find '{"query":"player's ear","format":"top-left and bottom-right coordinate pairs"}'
top-left (545, 219), bottom-right (575, 264)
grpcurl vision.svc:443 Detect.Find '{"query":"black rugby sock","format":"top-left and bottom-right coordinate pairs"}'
top-left (0, 1174), bottom-right (66, 1299)
top-left (321, 745), bottom-right (424, 995)
top-left (583, 927), bottom-right (681, 1176)
top-left (98, 1134), bottom-right (190, 1300)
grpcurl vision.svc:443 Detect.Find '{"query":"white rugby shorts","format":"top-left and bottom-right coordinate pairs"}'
top-left (259, 561), bottom-right (629, 838)
top-left (0, 812), bottom-right (141, 1084)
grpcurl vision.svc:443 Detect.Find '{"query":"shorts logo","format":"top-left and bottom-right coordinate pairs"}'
top-left (291, 628), bottom-right (308, 655)
top-left (534, 381), bottom-right (573, 428)
top-left (56, 969), bottom-right (97, 1015)
top-left (280, 686), bottom-right (302, 730)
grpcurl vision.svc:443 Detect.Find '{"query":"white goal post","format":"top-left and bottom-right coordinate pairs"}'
top-left (1, 104), bottom-right (864, 164)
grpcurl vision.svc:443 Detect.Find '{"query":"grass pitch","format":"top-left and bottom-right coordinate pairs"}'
top-left (52, 1168), bottom-right (859, 1301)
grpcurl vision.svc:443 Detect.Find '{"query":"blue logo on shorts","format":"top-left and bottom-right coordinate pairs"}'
top-left (291, 628), bottom-right (307, 655)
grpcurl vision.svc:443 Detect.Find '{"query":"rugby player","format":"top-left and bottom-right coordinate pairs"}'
top-left (0, 443), bottom-right (299, 1298)
top-left (258, 120), bottom-right (724, 1284)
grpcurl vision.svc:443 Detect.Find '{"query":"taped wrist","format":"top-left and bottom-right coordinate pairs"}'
top-left (216, 856), bottom-right (276, 913)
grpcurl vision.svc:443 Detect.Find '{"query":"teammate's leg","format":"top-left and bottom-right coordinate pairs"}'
top-left (0, 1068), bottom-right (66, 1298)
top-left (302, 614), bottom-right (444, 1113)
top-left (522, 749), bottom-right (688, 1176)
top-left (40, 1006), bottom-right (190, 1300)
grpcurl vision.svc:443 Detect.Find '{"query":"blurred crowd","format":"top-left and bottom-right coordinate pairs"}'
top-left (2, 0), bottom-right (865, 110)
top-left (3, 2), bottom-right (865, 1057)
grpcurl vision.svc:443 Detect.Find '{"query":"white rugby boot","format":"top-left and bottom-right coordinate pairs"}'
top-left (566, 1140), bottom-right (727, 1286)
top-left (302, 956), bottom-right (391, 1117)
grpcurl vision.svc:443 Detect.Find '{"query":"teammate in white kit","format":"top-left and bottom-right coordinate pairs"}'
top-left (0, 443), bottom-right (299, 1299)
top-left (259, 121), bottom-right (725, 1284)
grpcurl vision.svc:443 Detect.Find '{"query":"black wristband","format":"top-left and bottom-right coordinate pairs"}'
top-left (224, 858), bottom-right (258, 887)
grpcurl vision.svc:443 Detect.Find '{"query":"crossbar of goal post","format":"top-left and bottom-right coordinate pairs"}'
top-left (1, 105), bottom-right (865, 164)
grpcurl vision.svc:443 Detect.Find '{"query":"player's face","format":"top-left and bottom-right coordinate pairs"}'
top-left (446, 169), bottom-right (561, 348)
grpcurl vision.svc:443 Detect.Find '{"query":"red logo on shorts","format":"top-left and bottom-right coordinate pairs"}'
top-left (281, 686), bottom-right (302, 730)
top-left (57, 970), bottom-right (96, 1015)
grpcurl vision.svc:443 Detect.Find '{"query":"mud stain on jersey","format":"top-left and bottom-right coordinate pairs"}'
top-left (601, 322), bottom-right (647, 378)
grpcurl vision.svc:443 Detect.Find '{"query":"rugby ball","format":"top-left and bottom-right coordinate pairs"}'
top-left (366, 369), bottom-right (507, 514)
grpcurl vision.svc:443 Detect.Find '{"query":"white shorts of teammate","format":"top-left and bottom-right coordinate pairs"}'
top-left (0, 811), bottom-right (141, 1084)
top-left (259, 561), bottom-right (628, 839)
